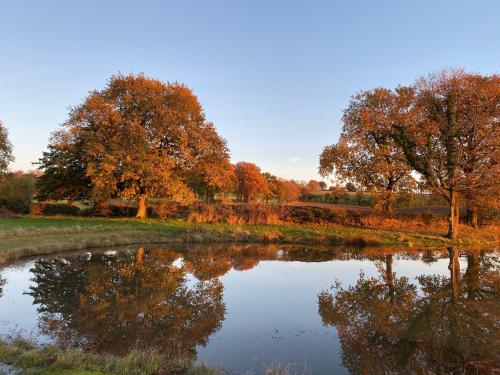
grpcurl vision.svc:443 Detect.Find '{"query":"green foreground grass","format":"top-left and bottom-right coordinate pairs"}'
top-left (0, 216), bottom-right (497, 265)
top-left (0, 337), bottom-right (221, 375)
top-left (0, 338), bottom-right (294, 375)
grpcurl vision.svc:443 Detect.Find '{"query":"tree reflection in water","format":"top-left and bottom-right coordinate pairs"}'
top-left (25, 243), bottom-right (370, 360)
top-left (27, 247), bottom-right (226, 359)
top-left (318, 248), bottom-right (500, 375)
top-left (23, 245), bottom-right (499, 372)
top-left (0, 275), bottom-right (5, 297)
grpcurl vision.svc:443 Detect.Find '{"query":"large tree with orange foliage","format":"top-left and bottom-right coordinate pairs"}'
top-left (0, 120), bottom-right (13, 180)
top-left (451, 74), bottom-right (500, 227)
top-left (319, 88), bottom-right (415, 215)
top-left (393, 71), bottom-right (499, 237)
top-left (234, 162), bottom-right (268, 202)
top-left (37, 74), bottom-right (230, 217)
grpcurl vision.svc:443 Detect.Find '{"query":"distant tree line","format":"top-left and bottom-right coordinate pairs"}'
top-left (320, 70), bottom-right (499, 238)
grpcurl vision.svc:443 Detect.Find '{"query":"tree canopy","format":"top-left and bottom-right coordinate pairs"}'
top-left (234, 162), bottom-right (268, 202)
top-left (319, 88), bottom-right (415, 214)
top-left (393, 70), bottom-right (500, 237)
top-left (36, 74), bottom-right (231, 217)
top-left (321, 69), bottom-right (499, 238)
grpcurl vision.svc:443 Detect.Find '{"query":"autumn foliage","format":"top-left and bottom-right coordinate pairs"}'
top-left (234, 162), bottom-right (268, 202)
top-left (321, 70), bottom-right (499, 238)
top-left (393, 71), bottom-right (499, 238)
top-left (1, 69), bottom-right (494, 241)
top-left (320, 88), bottom-right (415, 215)
top-left (36, 74), bottom-right (233, 218)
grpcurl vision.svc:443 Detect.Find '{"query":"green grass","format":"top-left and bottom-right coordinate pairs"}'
top-left (0, 338), bottom-right (229, 375)
top-left (0, 216), bottom-right (497, 266)
top-left (34, 371), bottom-right (104, 375)
top-left (0, 337), bottom-right (200, 375)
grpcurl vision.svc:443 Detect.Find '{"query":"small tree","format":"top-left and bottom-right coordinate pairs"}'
top-left (36, 130), bottom-right (92, 201)
top-left (319, 181), bottom-right (328, 191)
top-left (0, 172), bottom-right (37, 213)
top-left (0, 121), bottom-right (14, 180)
top-left (320, 88), bottom-right (415, 215)
top-left (261, 172), bottom-right (279, 203)
top-left (307, 180), bottom-right (321, 193)
top-left (345, 182), bottom-right (356, 192)
top-left (276, 180), bottom-right (301, 203)
top-left (234, 162), bottom-right (268, 202)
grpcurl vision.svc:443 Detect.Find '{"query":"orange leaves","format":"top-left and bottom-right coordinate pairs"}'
top-left (320, 87), bottom-right (415, 214)
top-left (234, 162), bottom-right (268, 202)
top-left (38, 73), bottom-right (232, 215)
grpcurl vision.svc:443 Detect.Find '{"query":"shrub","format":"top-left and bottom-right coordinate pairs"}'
top-left (106, 202), bottom-right (139, 217)
top-left (151, 201), bottom-right (180, 219)
top-left (0, 174), bottom-right (36, 213)
top-left (30, 202), bottom-right (81, 216)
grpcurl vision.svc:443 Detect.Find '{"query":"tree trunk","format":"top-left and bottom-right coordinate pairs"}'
top-left (383, 191), bottom-right (396, 216)
top-left (465, 253), bottom-right (480, 300)
top-left (454, 200), bottom-right (460, 224)
top-left (136, 194), bottom-right (148, 219)
top-left (205, 191), bottom-right (215, 204)
top-left (448, 247), bottom-right (461, 302)
top-left (134, 247), bottom-right (144, 267)
top-left (466, 203), bottom-right (479, 228)
top-left (384, 254), bottom-right (395, 301)
top-left (447, 190), bottom-right (459, 239)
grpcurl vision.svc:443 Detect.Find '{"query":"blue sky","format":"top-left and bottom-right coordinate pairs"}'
top-left (1, 0), bottom-right (499, 181)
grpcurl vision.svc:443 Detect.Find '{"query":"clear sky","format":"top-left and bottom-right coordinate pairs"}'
top-left (1, 0), bottom-right (499, 181)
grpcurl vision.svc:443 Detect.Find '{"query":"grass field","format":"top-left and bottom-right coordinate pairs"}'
top-left (0, 216), bottom-right (497, 266)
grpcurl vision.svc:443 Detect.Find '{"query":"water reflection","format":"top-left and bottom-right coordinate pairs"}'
top-left (27, 247), bottom-right (225, 358)
top-left (0, 275), bottom-right (5, 297)
top-left (318, 248), bottom-right (500, 375)
top-left (0, 245), bottom-right (496, 374)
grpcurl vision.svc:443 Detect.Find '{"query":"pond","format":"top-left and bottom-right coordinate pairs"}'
top-left (0, 244), bottom-right (498, 374)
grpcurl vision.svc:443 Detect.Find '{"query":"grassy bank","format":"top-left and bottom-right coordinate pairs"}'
top-left (0, 338), bottom-right (295, 375)
top-left (0, 216), bottom-right (497, 265)
top-left (0, 337), bottom-right (219, 375)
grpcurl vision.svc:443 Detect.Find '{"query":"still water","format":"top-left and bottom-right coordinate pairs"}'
top-left (0, 244), bottom-right (498, 374)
